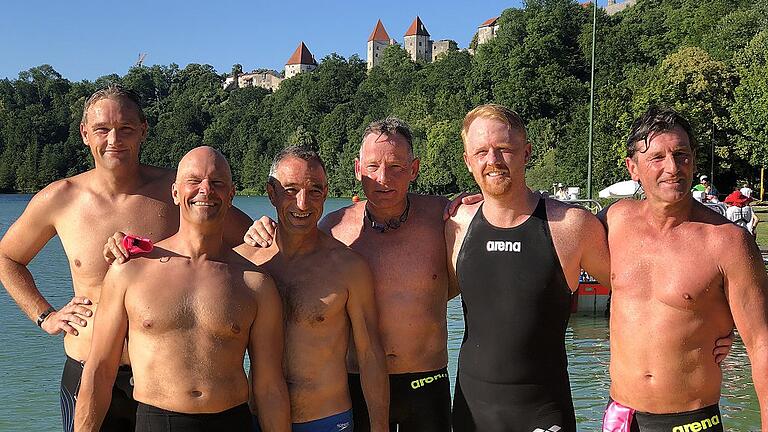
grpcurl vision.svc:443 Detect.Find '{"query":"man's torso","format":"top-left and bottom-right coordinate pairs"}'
top-left (607, 199), bottom-right (735, 413)
top-left (326, 194), bottom-right (450, 374)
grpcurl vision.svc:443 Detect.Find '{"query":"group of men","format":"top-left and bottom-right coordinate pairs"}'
top-left (1, 84), bottom-right (766, 432)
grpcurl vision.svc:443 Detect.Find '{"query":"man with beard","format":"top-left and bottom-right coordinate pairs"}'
top-left (445, 104), bottom-right (611, 432)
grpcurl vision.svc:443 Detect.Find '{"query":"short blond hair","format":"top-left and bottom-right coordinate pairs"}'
top-left (461, 104), bottom-right (527, 145)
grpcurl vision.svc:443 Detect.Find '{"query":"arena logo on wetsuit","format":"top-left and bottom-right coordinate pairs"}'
top-left (486, 240), bottom-right (522, 252)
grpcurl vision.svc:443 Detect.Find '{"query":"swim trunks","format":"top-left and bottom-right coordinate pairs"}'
top-left (60, 355), bottom-right (136, 432)
top-left (452, 199), bottom-right (576, 432)
top-left (136, 402), bottom-right (251, 432)
top-left (253, 409), bottom-right (353, 432)
top-left (603, 399), bottom-right (723, 432)
top-left (348, 367), bottom-right (451, 431)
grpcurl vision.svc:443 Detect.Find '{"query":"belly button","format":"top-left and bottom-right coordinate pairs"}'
top-left (315, 316), bottom-right (325, 322)
top-left (190, 390), bottom-right (202, 398)
top-left (683, 293), bottom-right (692, 300)
top-left (432, 274), bottom-right (437, 280)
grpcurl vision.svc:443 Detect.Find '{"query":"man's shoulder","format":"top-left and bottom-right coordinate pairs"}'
top-left (448, 200), bottom-right (481, 228)
top-left (321, 235), bottom-right (370, 277)
top-left (27, 173), bottom-right (94, 215)
top-left (545, 197), bottom-right (599, 227)
top-left (321, 201), bottom-right (364, 231)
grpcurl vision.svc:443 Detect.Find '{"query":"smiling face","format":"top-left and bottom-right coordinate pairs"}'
top-left (172, 147), bottom-right (234, 227)
top-left (268, 156), bottom-right (328, 235)
top-left (355, 132), bottom-right (419, 211)
top-left (463, 116), bottom-right (530, 198)
top-left (80, 97), bottom-right (147, 170)
top-left (625, 126), bottom-right (694, 204)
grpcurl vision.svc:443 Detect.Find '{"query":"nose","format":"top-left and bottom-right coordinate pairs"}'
top-left (296, 189), bottom-right (309, 210)
top-left (375, 165), bottom-right (389, 185)
top-left (198, 179), bottom-right (211, 195)
top-left (663, 153), bottom-right (680, 173)
top-left (107, 128), bottom-right (118, 146)
top-left (486, 148), bottom-right (501, 164)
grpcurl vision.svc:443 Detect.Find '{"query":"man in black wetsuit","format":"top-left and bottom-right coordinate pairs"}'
top-left (445, 104), bottom-right (611, 432)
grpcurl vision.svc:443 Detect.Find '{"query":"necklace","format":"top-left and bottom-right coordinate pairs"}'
top-left (365, 197), bottom-right (410, 233)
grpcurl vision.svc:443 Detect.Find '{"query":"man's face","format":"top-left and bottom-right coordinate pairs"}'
top-left (463, 117), bottom-right (530, 197)
top-left (172, 150), bottom-right (234, 226)
top-left (625, 126), bottom-right (694, 204)
top-left (355, 132), bottom-right (419, 210)
top-left (80, 97), bottom-right (147, 170)
top-left (268, 156), bottom-right (328, 234)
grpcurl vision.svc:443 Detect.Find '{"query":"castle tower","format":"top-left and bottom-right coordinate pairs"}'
top-left (367, 19), bottom-right (395, 71)
top-left (403, 16), bottom-right (432, 63)
top-left (477, 16), bottom-right (500, 46)
top-left (285, 41), bottom-right (317, 79)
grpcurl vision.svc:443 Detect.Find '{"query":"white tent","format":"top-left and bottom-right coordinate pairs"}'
top-left (598, 180), bottom-right (643, 199)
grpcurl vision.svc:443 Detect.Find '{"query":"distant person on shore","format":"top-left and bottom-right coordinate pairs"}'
top-left (445, 103), bottom-right (611, 431)
top-left (602, 108), bottom-right (768, 431)
top-left (74, 147), bottom-right (290, 432)
top-left (740, 183), bottom-right (754, 200)
top-left (0, 85), bottom-right (252, 432)
top-left (692, 174), bottom-right (719, 202)
top-left (242, 118), bottom-right (459, 431)
top-left (724, 186), bottom-right (758, 237)
top-left (237, 146), bottom-right (389, 431)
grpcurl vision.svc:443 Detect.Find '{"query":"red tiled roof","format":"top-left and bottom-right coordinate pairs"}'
top-left (479, 16), bottom-right (499, 28)
top-left (404, 16), bottom-right (430, 36)
top-left (286, 42), bottom-right (316, 66)
top-left (368, 19), bottom-right (391, 42)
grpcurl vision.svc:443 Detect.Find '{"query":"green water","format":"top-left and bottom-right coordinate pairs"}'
top-left (0, 195), bottom-right (760, 431)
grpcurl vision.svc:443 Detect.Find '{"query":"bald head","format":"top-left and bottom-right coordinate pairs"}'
top-left (177, 146), bottom-right (232, 184)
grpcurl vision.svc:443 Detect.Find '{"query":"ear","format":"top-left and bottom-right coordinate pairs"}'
top-left (625, 157), bottom-right (640, 182)
top-left (524, 141), bottom-right (532, 164)
top-left (80, 123), bottom-right (89, 146)
top-left (266, 181), bottom-right (277, 206)
top-left (171, 182), bottom-right (180, 205)
top-left (409, 158), bottom-right (420, 180)
top-left (140, 121), bottom-right (148, 142)
top-left (354, 158), bottom-right (362, 182)
top-left (463, 152), bottom-right (471, 172)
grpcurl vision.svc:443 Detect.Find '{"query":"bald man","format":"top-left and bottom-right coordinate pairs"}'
top-left (74, 147), bottom-right (290, 432)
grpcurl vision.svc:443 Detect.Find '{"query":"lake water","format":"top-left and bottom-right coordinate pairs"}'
top-left (0, 194), bottom-right (760, 431)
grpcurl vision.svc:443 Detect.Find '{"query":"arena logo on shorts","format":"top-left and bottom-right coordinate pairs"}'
top-left (671, 414), bottom-right (720, 432)
top-left (410, 372), bottom-right (448, 389)
top-left (486, 240), bottom-right (522, 253)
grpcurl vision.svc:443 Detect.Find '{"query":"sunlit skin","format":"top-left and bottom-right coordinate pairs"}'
top-left (355, 132), bottom-right (419, 222)
top-left (607, 127), bottom-right (768, 425)
top-left (625, 126), bottom-right (695, 208)
top-left (462, 116), bottom-right (530, 201)
top-left (80, 98), bottom-right (147, 173)
top-left (239, 156), bottom-right (389, 430)
top-left (75, 148), bottom-right (290, 432)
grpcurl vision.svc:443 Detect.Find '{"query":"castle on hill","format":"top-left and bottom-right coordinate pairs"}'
top-left (226, 2), bottom-right (635, 91)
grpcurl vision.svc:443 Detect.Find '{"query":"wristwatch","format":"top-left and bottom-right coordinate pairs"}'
top-left (36, 306), bottom-right (56, 327)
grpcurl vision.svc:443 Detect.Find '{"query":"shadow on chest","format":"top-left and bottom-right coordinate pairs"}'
top-left (275, 276), bottom-right (347, 326)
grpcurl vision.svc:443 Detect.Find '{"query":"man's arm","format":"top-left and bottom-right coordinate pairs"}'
top-left (74, 265), bottom-right (129, 432)
top-left (249, 274), bottom-right (290, 432)
top-left (579, 210), bottom-right (611, 289)
top-left (722, 228), bottom-right (768, 430)
top-left (0, 183), bottom-right (92, 334)
top-left (346, 255), bottom-right (389, 432)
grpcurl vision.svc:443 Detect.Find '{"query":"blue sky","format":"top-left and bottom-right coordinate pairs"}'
top-left (2, 0), bottom-right (610, 82)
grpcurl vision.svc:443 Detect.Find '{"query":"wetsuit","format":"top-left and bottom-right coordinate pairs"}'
top-left (60, 356), bottom-right (136, 432)
top-left (452, 199), bottom-right (576, 432)
top-left (348, 367), bottom-right (451, 431)
top-left (136, 402), bottom-right (251, 432)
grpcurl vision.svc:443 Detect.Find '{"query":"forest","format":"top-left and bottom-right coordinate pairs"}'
top-left (1, 0), bottom-right (766, 197)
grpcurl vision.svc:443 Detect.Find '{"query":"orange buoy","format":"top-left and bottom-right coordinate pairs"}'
top-left (352, 195), bottom-right (360, 203)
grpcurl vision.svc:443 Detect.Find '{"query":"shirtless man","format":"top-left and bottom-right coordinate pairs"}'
top-left (237, 146), bottom-right (388, 431)
top-left (245, 118), bottom-right (454, 431)
top-left (0, 85), bottom-right (251, 431)
top-left (602, 108), bottom-right (768, 431)
top-left (445, 104), bottom-right (611, 432)
top-left (75, 147), bottom-right (289, 432)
